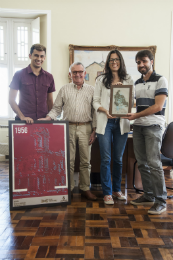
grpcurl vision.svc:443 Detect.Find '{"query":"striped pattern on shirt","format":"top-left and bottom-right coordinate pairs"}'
top-left (134, 71), bottom-right (168, 127)
top-left (48, 83), bottom-right (97, 127)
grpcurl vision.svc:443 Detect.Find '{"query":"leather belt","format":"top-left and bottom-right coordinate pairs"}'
top-left (69, 122), bottom-right (91, 126)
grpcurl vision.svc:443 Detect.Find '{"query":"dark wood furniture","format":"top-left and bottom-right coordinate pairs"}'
top-left (74, 135), bottom-right (143, 190)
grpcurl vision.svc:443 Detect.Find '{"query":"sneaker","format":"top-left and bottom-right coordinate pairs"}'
top-left (112, 191), bottom-right (126, 200)
top-left (148, 203), bottom-right (166, 215)
top-left (130, 195), bottom-right (154, 206)
top-left (103, 195), bottom-right (114, 205)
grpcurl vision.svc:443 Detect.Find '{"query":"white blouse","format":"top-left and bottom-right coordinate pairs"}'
top-left (93, 75), bottom-right (134, 135)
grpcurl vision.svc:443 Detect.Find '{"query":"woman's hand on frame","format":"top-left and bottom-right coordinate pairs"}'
top-left (105, 110), bottom-right (116, 119)
top-left (113, 82), bottom-right (123, 85)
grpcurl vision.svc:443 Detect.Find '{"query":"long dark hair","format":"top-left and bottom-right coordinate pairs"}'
top-left (98, 49), bottom-right (127, 89)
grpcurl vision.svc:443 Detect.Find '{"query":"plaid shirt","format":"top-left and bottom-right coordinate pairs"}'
top-left (48, 83), bottom-right (96, 128)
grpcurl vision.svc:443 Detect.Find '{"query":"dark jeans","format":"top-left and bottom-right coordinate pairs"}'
top-left (97, 119), bottom-right (128, 196)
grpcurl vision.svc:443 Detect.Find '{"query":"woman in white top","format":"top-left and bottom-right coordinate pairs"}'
top-left (93, 49), bottom-right (134, 204)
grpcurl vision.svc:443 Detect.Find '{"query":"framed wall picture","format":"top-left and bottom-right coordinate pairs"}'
top-left (69, 44), bottom-right (156, 86)
top-left (9, 120), bottom-right (71, 210)
top-left (109, 85), bottom-right (133, 117)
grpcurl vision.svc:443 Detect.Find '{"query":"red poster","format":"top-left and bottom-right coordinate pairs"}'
top-left (9, 121), bottom-right (70, 209)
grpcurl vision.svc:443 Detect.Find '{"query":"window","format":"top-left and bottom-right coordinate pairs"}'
top-left (32, 28), bottom-right (39, 44)
top-left (15, 24), bottom-right (30, 63)
top-left (38, 136), bottom-right (43, 148)
top-left (0, 17), bottom-right (40, 119)
top-left (0, 25), bottom-right (4, 61)
top-left (0, 21), bottom-right (8, 117)
top-left (85, 73), bottom-right (89, 81)
top-left (0, 22), bottom-right (7, 63)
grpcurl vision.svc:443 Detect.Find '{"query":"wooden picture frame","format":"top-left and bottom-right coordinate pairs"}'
top-left (109, 85), bottom-right (133, 117)
top-left (69, 44), bottom-right (156, 86)
top-left (9, 120), bottom-right (71, 210)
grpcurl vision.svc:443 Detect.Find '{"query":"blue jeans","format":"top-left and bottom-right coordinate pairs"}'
top-left (133, 125), bottom-right (167, 206)
top-left (97, 119), bottom-right (128, 196)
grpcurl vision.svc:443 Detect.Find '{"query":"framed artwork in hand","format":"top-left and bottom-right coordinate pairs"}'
top-left (109, 85), bottom-right (133, 117)
top-left (9, 120), bottom-right (71, 210)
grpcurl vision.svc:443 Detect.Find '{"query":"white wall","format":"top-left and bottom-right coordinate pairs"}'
top-left (1, 0), bottom-right (173, 119)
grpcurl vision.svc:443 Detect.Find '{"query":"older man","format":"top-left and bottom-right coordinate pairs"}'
top-left (39, 62), bottom-right (97, 200)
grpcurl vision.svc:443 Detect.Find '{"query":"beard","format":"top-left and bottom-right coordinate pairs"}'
top-left (138, 65), bottom-right (151, 75)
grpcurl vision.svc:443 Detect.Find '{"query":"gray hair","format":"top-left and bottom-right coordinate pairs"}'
top-left (69, 62), bottom-right (85, 73)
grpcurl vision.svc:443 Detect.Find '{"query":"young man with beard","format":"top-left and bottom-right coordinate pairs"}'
top-left (9, 44), bottom-right (55, 123)
top-left (124, 50), bottom-right (168, 214)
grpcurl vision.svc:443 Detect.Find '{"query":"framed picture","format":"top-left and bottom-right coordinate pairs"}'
top-left (9, 120), bottom-right (71, 210)
top-left (109, 85), bottom-right (133, 117)
top-left (69, 44), bottom-right (156, 86)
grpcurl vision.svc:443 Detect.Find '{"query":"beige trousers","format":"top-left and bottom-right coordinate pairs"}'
top-left (69, 124), bottom-right (92, 191)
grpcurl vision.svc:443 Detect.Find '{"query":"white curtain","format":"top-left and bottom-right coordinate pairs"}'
top-left (168, 12), bottom-right (173, 123)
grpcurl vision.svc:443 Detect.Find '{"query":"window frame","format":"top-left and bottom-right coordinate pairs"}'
top-left (0, 20), bottom-right (8, 65)
top-left (0, 17), bottom-right (33, 119)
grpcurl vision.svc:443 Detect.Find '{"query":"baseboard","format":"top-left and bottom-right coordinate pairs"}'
top-left (0, 154), bottom-right (9, 162)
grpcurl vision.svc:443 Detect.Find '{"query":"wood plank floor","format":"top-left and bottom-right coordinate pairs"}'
top-left (0, 161), bottom-right (173, 260)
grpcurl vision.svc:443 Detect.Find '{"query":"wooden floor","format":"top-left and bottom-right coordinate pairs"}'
top-left (1, 162), bottom-right (173, 259)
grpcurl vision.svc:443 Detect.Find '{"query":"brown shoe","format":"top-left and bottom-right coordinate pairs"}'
top-left (81, 190), bottom-right (97, 201)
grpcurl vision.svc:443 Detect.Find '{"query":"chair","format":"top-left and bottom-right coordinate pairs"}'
top-left (161, 122), bottom-right (173, 198)
top-left (161, 122), bottom-right (173, 159)
top-left (133, 122), bottom-right (173, 198)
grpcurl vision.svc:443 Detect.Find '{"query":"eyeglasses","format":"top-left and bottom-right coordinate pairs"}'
top-left (71, 71), bottom-right (84, 75)
top-left (109, 58), bottom-right (120, 63)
